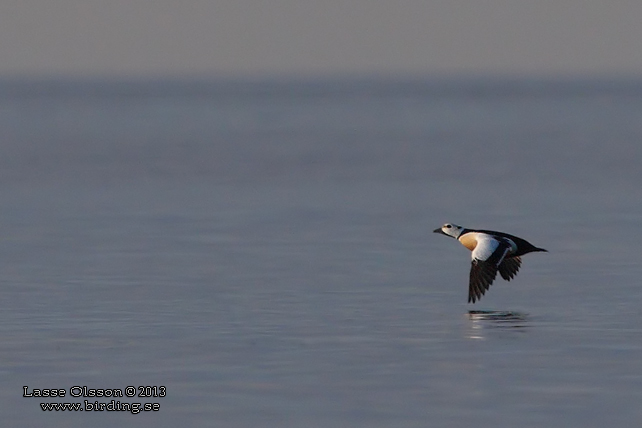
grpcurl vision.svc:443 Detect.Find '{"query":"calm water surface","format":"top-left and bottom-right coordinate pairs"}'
top-left (0, 79), bottom-right (641, 427)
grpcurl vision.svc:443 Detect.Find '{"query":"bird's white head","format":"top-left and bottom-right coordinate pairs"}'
top-left (433, 223), bottom-right (465, 239)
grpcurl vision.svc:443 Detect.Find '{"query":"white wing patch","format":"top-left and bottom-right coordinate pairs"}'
top-left (471, 235), bottom-right (501, 262)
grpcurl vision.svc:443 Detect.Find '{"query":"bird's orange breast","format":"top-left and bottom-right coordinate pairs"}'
top-left (458, 233), bottom-right (478, 251)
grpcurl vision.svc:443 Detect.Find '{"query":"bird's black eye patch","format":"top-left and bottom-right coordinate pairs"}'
top-left (445, 224), bottom-right (452, 228)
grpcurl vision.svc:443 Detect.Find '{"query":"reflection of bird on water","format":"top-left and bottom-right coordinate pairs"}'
top-left (466, 310), bottom-right (529, 340)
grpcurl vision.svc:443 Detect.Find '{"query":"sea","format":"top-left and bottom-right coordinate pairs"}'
top-left (0, 77), bottom-right (641, 427)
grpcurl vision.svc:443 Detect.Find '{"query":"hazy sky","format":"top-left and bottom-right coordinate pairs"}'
top-left (2, 0), bottom-right (642, 78)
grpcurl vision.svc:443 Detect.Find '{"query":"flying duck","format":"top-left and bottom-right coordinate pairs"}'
top-left (433, 223), bottom-right (547, 303)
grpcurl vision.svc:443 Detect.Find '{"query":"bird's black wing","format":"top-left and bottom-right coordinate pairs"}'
top-left (469, 259), bottom-right (499, 303)
top-left (498, 256), bottom-right (521, 281)
top-left (468, 240), bottom-right (510, 303)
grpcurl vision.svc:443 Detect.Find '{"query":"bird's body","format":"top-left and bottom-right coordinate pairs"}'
top-left (433, 223), bottom-right (546, 303)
